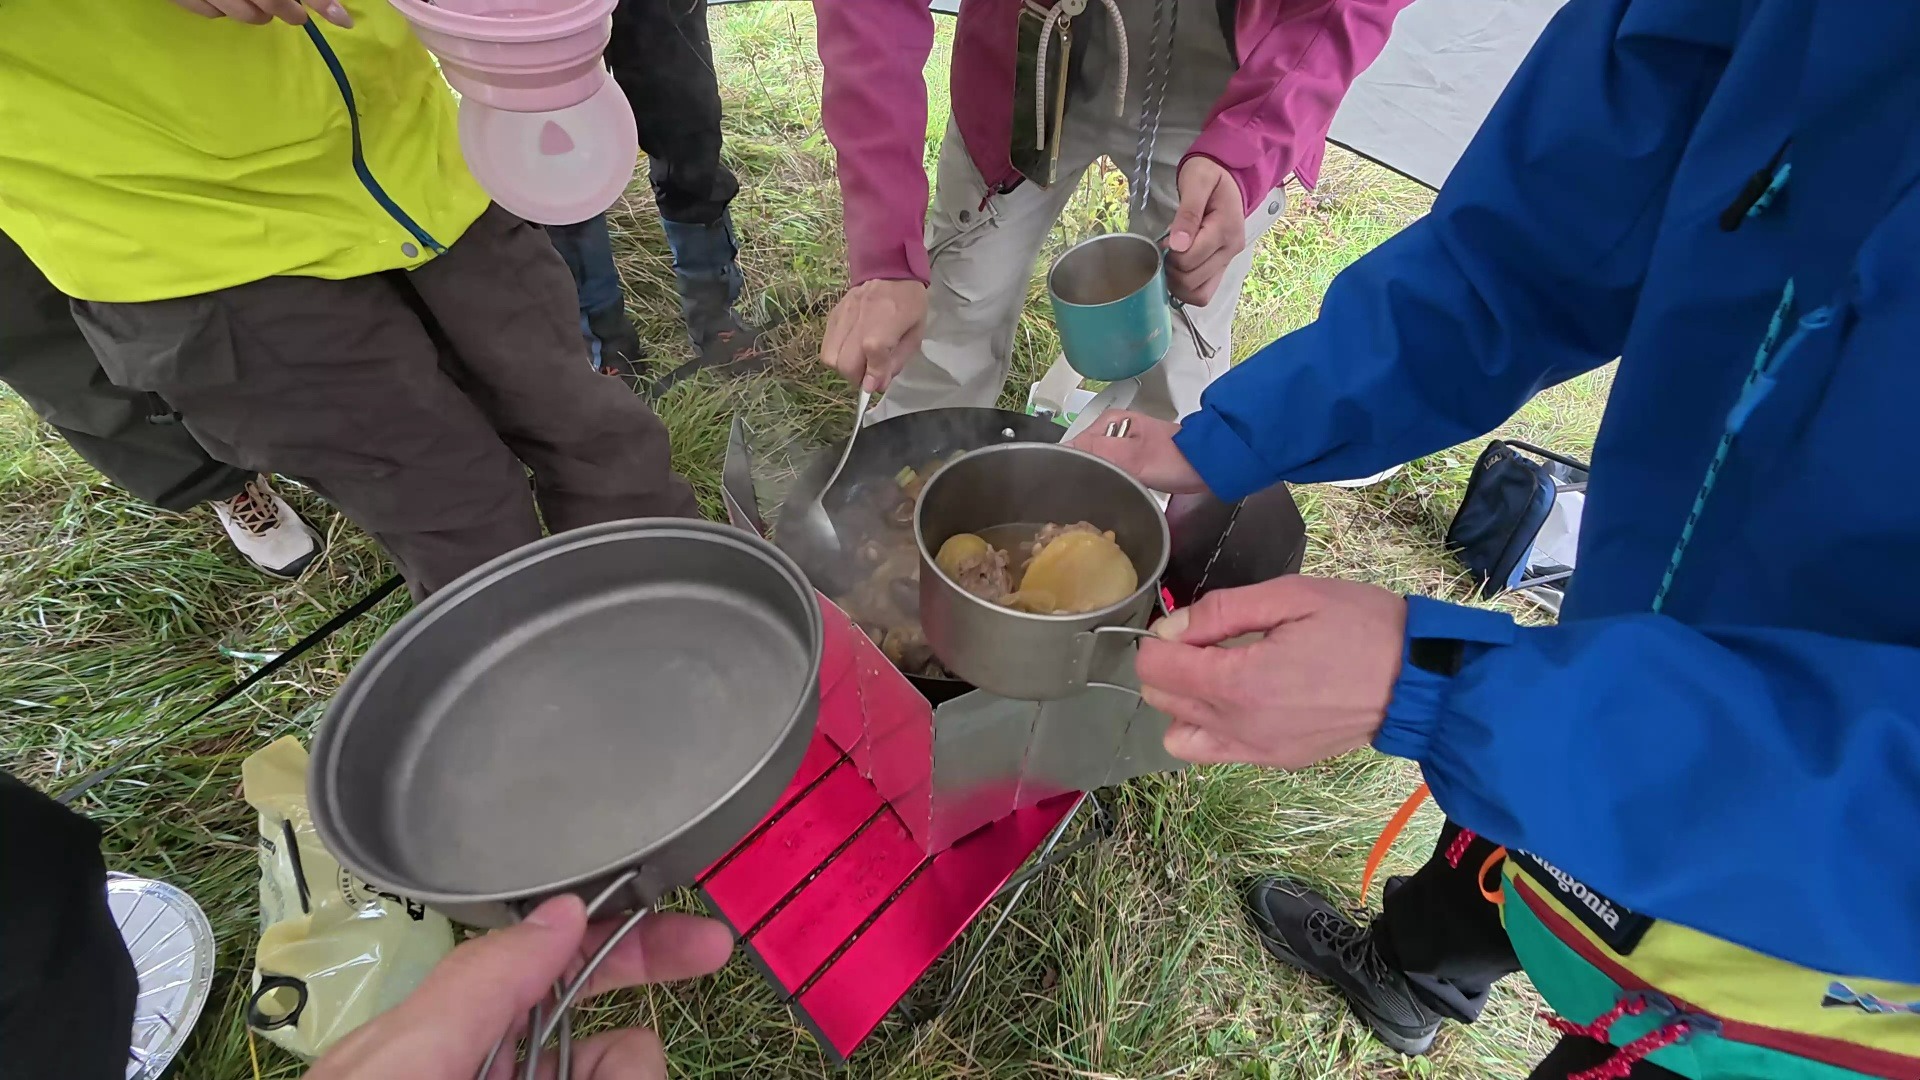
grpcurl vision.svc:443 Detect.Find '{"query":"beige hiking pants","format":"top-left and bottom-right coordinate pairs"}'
top-left (870, 0), bottom-right (1289, 424)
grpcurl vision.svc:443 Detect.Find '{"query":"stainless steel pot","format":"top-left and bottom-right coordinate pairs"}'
top-left (915, 443), bottom-right (1171, 701)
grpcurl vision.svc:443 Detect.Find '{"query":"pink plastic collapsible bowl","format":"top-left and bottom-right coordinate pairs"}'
top-left (388, 0), bottom-right (617, 113)
top-left (458, 67), bottom-right (639, 225)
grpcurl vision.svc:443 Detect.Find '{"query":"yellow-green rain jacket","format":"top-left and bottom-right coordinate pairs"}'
top-left (0, 0), bottom-right (490, 303)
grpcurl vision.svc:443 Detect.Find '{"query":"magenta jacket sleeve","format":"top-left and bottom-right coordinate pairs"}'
top-left (1185, 0), bottom-right (1411, 212)
top-left (813, 0), bottom-right (936, 286)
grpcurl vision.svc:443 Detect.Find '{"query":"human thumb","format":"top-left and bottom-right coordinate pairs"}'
top-left (391, 894), bottom-right (588, 1060)
top-left (1165, 579), bottom-right (1318, 648)
top-left (1166, 182), bottom-right (1206, 253)
top-left (1163, 720), bottom-right (1268, 766)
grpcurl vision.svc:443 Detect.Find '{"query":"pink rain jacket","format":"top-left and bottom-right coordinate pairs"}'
top-left (814, 0), bottom-right (1413, 285)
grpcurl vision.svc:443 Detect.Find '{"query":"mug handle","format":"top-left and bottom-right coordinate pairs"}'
top-left (1153, 230), bottom-right (1219, 360)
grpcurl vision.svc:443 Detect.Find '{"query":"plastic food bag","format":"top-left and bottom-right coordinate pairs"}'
top-left (242, 736), bottom-right (454, 1058)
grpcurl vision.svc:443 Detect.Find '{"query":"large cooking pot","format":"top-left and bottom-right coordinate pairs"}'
top-left (915, 443), bottom-right (1171, 701)
top-left (309, 519), bottom-right (821, 929)
top-left (772, 407), bottom-right (1062, 704)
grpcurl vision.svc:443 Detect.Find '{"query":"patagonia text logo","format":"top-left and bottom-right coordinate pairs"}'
top-left (1510, 851), bottom-right (1654, 955)
top-left (1821, 982), bottom-right (1920, 1017)
top-left (1528, 853), bottom-right (1621, 929)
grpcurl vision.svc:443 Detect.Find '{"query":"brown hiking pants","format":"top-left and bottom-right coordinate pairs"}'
top-left (72, 205), bottom-right (699, 597)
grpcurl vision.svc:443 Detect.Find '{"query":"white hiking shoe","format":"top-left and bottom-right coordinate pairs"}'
top-left (212, 475), bottom-right (323, 579)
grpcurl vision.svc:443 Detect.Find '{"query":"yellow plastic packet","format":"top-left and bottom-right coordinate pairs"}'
top-left (241, 737), bottom-right (454, 1058)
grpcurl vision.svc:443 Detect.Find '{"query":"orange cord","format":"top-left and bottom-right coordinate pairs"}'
top-left (1359, 783), bottom-right (1429, 906)
top-left (1480, 845), bottom-right (1509, 906)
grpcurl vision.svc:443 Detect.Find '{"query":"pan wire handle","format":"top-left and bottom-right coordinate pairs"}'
top-left (476, 869), bottom-right (645, 1080)
top-left (519, 1004), bottom-right (545, 1080)
top-left (479, 1028), bottom-right (511, 1079)
top-left (535, 906), bottom-right (652, 1052)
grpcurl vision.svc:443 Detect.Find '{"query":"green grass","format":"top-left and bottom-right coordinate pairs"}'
top-left (0, 9), bottom-right (1611, 1078)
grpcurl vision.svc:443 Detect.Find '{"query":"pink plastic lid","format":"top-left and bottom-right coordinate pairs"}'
top-left (457, 67), bottom-right (639, 226)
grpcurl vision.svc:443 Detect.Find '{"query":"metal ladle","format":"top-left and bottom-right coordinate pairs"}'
top-left (782, 387), bottom-right (870, 555)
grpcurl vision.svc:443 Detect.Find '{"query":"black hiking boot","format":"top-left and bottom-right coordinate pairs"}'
top-left (1244, 877), bottom-right (1441, 1055)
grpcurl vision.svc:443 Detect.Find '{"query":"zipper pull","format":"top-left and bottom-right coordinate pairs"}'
top-left (1725, 305), bottom-right (1833, 435)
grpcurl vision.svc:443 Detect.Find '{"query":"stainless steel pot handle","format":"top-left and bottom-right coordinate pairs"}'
top-left (1080, 625), bottom-right (1156, 697)
top-left (1079, 626), bottom-right (1264, 696)
top-left (477, 871), bottom-right (653, 1080)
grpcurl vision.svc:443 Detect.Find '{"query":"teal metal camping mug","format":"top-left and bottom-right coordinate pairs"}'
top-left (1048, 231), bottom-right (1215, 383)
top-left (1047, 232), bottom-right (1174, 382)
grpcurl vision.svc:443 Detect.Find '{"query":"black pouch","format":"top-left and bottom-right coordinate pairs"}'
top-left (1012, 0), bottom-right (1072, 188)
top-left (1446, 440), bottom-right (1589, 602)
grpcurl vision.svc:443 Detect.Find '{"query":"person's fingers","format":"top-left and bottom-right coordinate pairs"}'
top-left (820, 297), bottom-right (863, 383)
top-left (423, 895), bottom-right (587, 1029)
top-left (1165, 578), bottom-right (1323, 648)
top-left (305, 0), bottom-right (355, 27)
top-left (1067, 429), bottom-right (1154, 482)
top-left (170, 0), bottom-right (230, 17)
top-left (860, 327), bottom-right (905, 391)
top-left (534, 1026), bottom-right (667, 1080)
top-left (251, 0), bottom-right (316, 23)
top-left (1147, 607), bottom-right (1191, 640)
top-left (865, 307), bottom-right (923, 392)
top-left (1134, 636), bottom-right (1239, 706)
top-left (565, 913), bottom-right (736, 998)
top-left (204, 0), bottom-right (274, 23)
top-left (1065, 408), bottom-right (1155, 454)
top-left (1162, 719), bottom-right (1270, 765)
top-left (1170, 255), bottom-right (1233, 306)
top-left (1165, 186), bottom-right (1208, 254)
top-left (1138, 683), bottom-right (1220, 729)
top-left (323, 894), bottom-right (587, 1080)
top-left (1168, 217), bottom-right (1230, 273)
top-left (1068, 432), bottom-right (1127, 468)
top-left (482, 916), bottom-right (726, 1080)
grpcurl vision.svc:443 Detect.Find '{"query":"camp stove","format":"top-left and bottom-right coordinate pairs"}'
top-left (725, 415), bottom-right (1305, 855)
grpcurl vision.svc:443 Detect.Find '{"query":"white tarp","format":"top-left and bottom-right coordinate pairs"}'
top-left (1325, 0), bottom-right (1567, 189)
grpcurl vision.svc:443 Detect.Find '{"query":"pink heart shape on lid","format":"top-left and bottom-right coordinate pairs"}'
top-left (538, 120), bottom-right (576, 156)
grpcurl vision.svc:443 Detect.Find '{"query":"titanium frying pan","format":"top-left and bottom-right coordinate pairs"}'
top-left (309, 519), bottom-right (820, 1077)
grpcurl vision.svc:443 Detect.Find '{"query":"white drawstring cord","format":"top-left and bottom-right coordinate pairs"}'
top-left (1034, 0), bottom-right (1129, 151)
top-left (1098, 0), bottom-right (1129, 117)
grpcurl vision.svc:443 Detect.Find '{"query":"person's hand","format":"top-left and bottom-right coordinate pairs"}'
top-left (1066, 409), bottom-right (1208, 494)
top-left (820, 279), bottom-right (928, 392)
top-left (1164, 157), bottom-right (1246, 306)
top-left (168, 0), bottom-right (355, 27)
top-left (307, 894), bottom-right (735, 1080)
top-left (1137, 577), bottom-right (1408, 769)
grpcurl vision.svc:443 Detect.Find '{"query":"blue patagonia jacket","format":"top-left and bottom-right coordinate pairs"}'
top-left (1174, 0), bottom-right (1920, 984)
